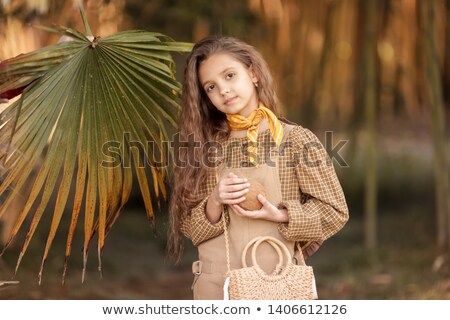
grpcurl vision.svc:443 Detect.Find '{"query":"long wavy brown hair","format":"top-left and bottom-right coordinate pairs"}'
top-left (168, 35), bottom-right (280, 261)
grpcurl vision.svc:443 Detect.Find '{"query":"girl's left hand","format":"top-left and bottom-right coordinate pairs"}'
top-left (231, 194), bottom-right (288, 223)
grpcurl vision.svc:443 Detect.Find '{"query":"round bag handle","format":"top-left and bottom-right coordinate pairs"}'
top-left (251, 236), bottom-right (293, 273)
top-left (241, 236), bottom-right (284, 272)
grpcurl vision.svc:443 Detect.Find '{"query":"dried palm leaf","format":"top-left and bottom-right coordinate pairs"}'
top-left (0, 4), bottom-right (192, 283)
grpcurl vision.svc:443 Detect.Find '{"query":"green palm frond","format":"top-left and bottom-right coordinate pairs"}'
top-left (0, 23), bottom-right (192, 283)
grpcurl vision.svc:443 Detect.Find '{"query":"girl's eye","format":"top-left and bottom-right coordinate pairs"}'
top-left (206, 84), bottom-right (215, 92)
top-left (226, 72), bottom-right (235, 80)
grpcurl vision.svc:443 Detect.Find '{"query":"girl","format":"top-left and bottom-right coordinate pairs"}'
top-left (168, 35), bottom-right (349, 300)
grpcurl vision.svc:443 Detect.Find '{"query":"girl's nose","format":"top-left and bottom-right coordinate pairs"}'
top-left (220, 87), bottom-right (230, 96)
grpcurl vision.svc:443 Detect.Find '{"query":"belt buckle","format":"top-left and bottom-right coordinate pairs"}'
top-left (192, 260), bottom-right (202, 275)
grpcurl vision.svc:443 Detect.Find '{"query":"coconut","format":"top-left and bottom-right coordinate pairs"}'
top-left (240, 181), bottom-right (267, 211)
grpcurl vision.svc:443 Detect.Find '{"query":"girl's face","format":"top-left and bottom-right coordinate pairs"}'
top-left (198, 53), bottom-right (259, 117)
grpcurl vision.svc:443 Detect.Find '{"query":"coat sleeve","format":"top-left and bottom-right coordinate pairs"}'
top-left (277, 126), bottom-right (349, 241)
top-left (180, 196), bottom-right (227, 246)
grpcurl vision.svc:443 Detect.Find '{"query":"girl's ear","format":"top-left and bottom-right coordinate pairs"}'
top-left (248, 64), bottom-right (258, 84)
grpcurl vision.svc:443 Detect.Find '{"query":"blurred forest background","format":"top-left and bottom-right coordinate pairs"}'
top-left (0, 0), bottom-right (449, 299)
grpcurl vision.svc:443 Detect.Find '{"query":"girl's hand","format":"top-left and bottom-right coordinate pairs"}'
top-left (231, 194), bottom-right (288, 223)
top-left (210, 172), bottom-right (249, 206)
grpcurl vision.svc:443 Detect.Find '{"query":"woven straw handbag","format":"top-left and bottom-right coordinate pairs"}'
top-left (222, 214), bottom-right (316, 300)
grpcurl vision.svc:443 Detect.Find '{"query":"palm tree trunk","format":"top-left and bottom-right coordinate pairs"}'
top-left (444, 0), bottom-right (450, 105)
top-left (303, 0), bottom-right (338, 127)
top-left (362, 0), bottom-right (378, 250)
top-left (418, 0), bottom-right (450, 251)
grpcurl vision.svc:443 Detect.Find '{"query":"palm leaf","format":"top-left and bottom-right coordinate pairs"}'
top-left (0, 22), bottom-right (192, 283)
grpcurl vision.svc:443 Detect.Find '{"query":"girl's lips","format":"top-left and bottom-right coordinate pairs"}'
top-left (224, 96), bottom-right (237, 105)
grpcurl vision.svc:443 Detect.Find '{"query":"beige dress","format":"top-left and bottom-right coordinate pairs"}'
top-left (192, 129), bottom-right (294, 299)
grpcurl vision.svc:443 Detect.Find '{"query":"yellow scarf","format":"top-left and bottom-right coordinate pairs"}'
top-left (226, 102), bottom-right (284, 165)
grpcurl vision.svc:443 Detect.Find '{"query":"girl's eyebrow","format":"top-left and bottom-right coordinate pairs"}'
top-left (201, 67), bottom-right (236, 87)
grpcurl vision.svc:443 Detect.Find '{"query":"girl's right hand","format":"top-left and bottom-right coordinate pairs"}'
top-left (210, 172), bottom-right (250, 206)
